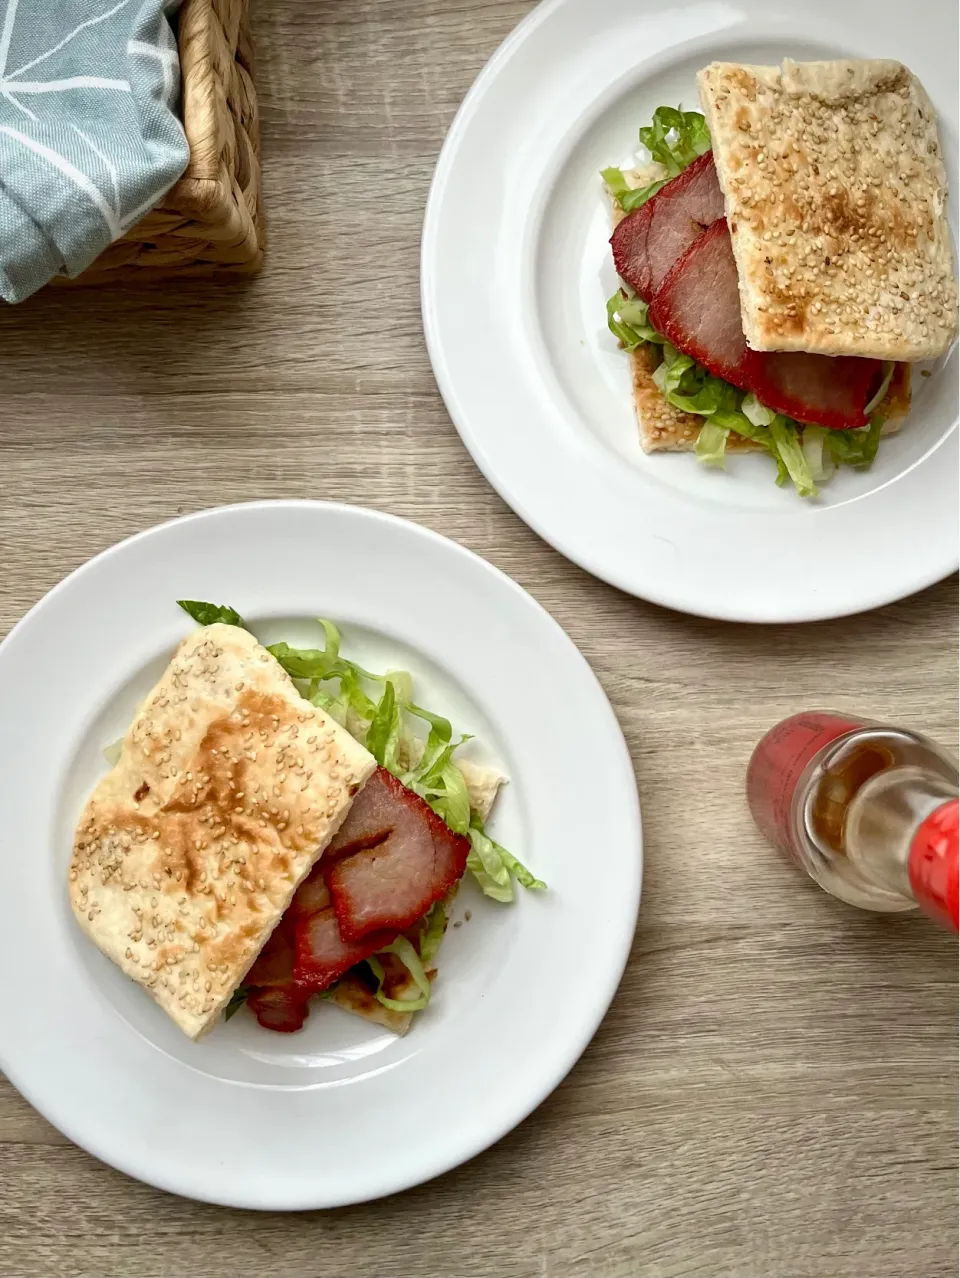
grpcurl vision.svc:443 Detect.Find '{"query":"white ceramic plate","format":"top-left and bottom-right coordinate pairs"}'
top-left (422, 0), bottom-right (959, 622)
top-left (0, 501), bottom-right (640, 1209)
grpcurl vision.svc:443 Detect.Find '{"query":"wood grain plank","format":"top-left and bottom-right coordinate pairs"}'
top-left (0, 1), bottom-right (956, 1275)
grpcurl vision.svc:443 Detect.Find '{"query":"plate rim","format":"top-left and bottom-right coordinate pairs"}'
top-left (0, 498), bottom-right (643, 1209)
top-left (421, 0), bottom-right (960, 623)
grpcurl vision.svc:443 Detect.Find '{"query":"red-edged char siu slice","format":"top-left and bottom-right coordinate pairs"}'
top-left (325, 768), bottom-right (470, 942)
top-left (610, 151), bottom-right (725, 302)
top-left (648, 219), bottom-right (884, 429)
top-left (246, 985), bottom-right (310, 1033)
top-left (292, 906), bottom-right (397, 991)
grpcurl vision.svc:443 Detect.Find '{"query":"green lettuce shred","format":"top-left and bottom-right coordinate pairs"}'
top-left (825, 416), bottom-right (885, 469)
top-left (606, 290), bottom-right (663, 350)
top-left (695, 419), bottom-right (730, 469)
top-left (801, 426), bottom-right (836, 484)
top-left (466, 821), bottom-right (545, 904)
top-left (639, 106), bottom-right (711, 173)
top-left (601, 166), bottom-right (669, 213)
top-left (177, 600), bottom-right (247, 629)
top-left (224, 985), bottom-right (250, 1021)
top-left (769, 417), bottom-right (818, 498)
top-left (602, 107), bottom-right (711, 212)
top-left (368, 936), bottom-right (432, 1012)
top-left (419, 902), bottom-right (447, 966)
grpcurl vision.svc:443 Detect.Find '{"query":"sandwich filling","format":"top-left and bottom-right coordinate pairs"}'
top-left (604, 103), bottom-right (915, 495)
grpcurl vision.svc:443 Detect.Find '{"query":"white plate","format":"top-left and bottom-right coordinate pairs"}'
top-left (422, 0), bottom-right (959, 622)
top-left (0, 501), bottom-right (640, 1209)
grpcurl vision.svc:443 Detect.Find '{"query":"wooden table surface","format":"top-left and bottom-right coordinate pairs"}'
top-left (0, 4), bottom-right (956, 1276)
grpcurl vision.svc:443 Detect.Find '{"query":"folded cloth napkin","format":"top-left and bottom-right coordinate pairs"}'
top-left (0, 0), bottom-right (189, 301)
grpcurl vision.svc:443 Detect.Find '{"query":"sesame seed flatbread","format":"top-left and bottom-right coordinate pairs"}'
top-left (698, 59), bottom-right (958, 361)
top-left (70, 623), bottom-right (376, 1040)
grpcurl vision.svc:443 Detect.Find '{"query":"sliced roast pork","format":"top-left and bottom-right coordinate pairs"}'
top-left (292, 907), bottom-right (397, 989)
top-left (245, 985), bottom-right (310, 1034)
top-left (648, 219), bottom-right (884, 429)
top-left (325, 768), bottom-right (470, 942)
top-left (610, 151), bottom-right (725, 302)
top-left (243, 768), bottom-right (470, 1024)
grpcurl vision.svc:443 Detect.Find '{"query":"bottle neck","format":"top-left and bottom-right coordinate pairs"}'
top-left (845, 767), bottom-right (958, 926)
top-left (907, 799), bottom-right (959, 930)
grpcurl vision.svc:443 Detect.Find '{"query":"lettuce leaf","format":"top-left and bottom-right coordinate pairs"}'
top-left (825, 416), bottom-right (884, 469)
top-left (695, 419), bottom-right (730, 469)
top-left (177, 600), bottom-right (247, 629)
top-left (409, 736), bottom-right (473, 835)
top-left (466, 821), bottom-right (545, 903)
top-left (769, 417), bottom-right (818, 499)
top-left (640, 106), bottom-right (711, 173)
top-left (801, 426), bottom-right (837, 484)
top-left (601, 167), bottom-right (670, 213)
top-left (223, 985), bottom-right (250, 1021)
top-left (606, 290), bottom-right (662, 350)
top-left (419, 901), bottom-right (447, 966)
top-left (602, 106), bottom-right (710, 211)
top-left (368, 936), bottom-right (432, 1012)
top-left (864, 363), bottom-right (895, 417)
top-left (366, 678), bottom-right (403, 773)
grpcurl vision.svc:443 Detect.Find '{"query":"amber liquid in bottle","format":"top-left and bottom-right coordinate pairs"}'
top-left (748, 714), bottom-right (959, 923)
top-left (799, 728), bottom-right (957, 912)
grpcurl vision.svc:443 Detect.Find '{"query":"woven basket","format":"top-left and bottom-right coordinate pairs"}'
top-left (62, 0), bottom-right (262, 283)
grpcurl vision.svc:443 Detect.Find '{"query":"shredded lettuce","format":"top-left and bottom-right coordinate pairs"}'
top-left (467, 821), bottom-right (546, 904)
top-left (801, 426), bottom-right (837, 484)
top-left (368, 936), bottom-right (432, 1012)
top-left (695, 419), bottom-right (730, 469)
top-left (102, 737), bottom-right (123, 766)
top-left (365, 904), bottom-right (449, 1014)
top-left (769, 417), bottom-right (818, 498)
top-left (177, 600), bottom-right (247, 628)
top-left (741, 392), bottom-right (775, 428)
top-left (606, 290), bottom-right (662, 350)
top-left (825, 415), bottom-right (885, 469)
top-left (640, 106), bottom-right (711, 173)
top-left (419, 902), bottom-right (447, 966)
top-left (602, 106), bottom-right (710, 211)
top-left (601, 166), bottom-right (670, 213)
top-left (224, 985), bottom-right (250, 1021)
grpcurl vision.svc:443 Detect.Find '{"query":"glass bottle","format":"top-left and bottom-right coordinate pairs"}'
top-left (746, 711), bottom-right (958, 929)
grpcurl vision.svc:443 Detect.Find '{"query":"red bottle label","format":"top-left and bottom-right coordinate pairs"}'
top-left (908, 800), bottom-right (959, 932)
top-left (746, 712), bottom-right (864, 860)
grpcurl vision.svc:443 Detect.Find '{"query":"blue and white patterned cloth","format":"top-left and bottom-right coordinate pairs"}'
top-left (0, 0), bottom-right (188, 301)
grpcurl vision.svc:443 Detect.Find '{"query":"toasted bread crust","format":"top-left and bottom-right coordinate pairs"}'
top-left (70, 624), bottom-right (376, 1039)
top-left (698, 59), bottom-right (958, 361)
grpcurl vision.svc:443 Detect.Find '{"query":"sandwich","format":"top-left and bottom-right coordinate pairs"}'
top-left (603, 59), bottom-right (957, 496)
top-left (70, 607), bottom-right (542, 1040)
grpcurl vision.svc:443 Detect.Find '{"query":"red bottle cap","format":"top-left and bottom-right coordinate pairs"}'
top-left (908, 799), bottom-right (959, 932)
